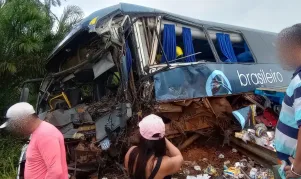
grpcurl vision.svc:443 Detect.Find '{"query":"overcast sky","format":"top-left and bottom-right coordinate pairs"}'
top-left (52, 0), bottom-right (300, 33)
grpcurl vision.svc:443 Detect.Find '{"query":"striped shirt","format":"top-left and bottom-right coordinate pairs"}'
top-left (275, 67), bottom-right (301, 161)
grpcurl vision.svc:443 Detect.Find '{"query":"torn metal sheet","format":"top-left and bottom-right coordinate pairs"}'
top-left (154, 63), bottom-right (290, 101)
top-left (45, 104), bottom-right (93, 127)
top-left (71, 111), bottom-right (93, 125)
top-left (45, 109), bottom-right (71, 127)
top-left (59, 123), bottom-right (78, 139)
top-left (95, 103), bottom-right (132, 141)
top-left (92, 52), bottom-right (115, 79)
top-left (44, 104), bottom-right (95, 139)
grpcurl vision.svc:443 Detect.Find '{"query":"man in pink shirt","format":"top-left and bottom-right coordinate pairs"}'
top-left (0, 102), bottom-right (68, 179)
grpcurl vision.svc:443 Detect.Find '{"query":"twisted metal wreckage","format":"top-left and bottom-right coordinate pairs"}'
top-left (17, 3), bottom-right (292, 178)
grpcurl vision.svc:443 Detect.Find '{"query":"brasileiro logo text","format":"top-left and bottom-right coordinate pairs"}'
top-left (237, 69), bottom-right (283, 86)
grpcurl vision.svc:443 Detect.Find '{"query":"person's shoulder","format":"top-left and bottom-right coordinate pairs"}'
top-left (287, 73), bottom-right (301, 94)
top-left (35, 121), bottom-right (63, 138)
top-left (124, 146), bottom-right (137, 170)
top-left (160, 155), bottom-right (183, 173)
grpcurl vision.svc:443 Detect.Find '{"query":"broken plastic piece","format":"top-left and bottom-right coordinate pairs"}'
top-left (232, 106), bottom-right (252, 129)
top-left (249, 168), bottom-right (258, 179)
top-left (235, 132), bottom-right (244, 139)
top-left (267, 131), bottom-right (275, 140)
top-left (263, 108), bottom-right (278, 127)
top-left (234, 162), bottom-right (241, 168)
top-left (187, 174), bottom-right (211, 179)
top-left (92, 52), bottom-right (115, 79)
top-left (95, 103), bottom-right (132, 141)
top-left (255, 124), bottom-right (267, 137)
top-left (194, 165), bottom-right (201, 171)
top-left (218, 154), bottom-right (225, 159)
top-left (242, 132), bottom-right (251, 143)
top-left (223, 167), bottom-right (241, 178)
top-left (204, 165), bottom-right (217, 176)
top-left (224, 160), bottom-right (231, 166)
top-left (99, 138), bottom-right (111, 150)
top-left (183, 169), bottom-right (190, 175)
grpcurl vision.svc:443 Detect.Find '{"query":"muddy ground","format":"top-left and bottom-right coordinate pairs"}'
top-left (97, 136), bottom-right (247, 179)
top-left (174, 137), bottom-right (242, 179)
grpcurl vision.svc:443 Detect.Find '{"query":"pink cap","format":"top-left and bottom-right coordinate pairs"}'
top-left (139, 114), bottom-right (165, 140)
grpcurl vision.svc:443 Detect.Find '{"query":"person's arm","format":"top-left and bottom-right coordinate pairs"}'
top-left (285, 87), bottom-right (301, 178)
top-left (37, 136), bottom-right (64, 179)
top-left (285, 124), bottom-right (301, 178)
top-left (284, 131), bottom-right (301, 178)
top-left (162, 138), bottom-right (183, 175)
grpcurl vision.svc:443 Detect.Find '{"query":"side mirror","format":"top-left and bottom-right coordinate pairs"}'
top-left (20, 87), bottom-right (29, 102)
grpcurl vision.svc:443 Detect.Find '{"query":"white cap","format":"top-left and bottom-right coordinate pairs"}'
top-left (0, 102), bottom-right (35, 128)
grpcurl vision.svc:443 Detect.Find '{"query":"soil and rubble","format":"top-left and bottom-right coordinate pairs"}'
top-left (41, 85), bottom-right (280, 179)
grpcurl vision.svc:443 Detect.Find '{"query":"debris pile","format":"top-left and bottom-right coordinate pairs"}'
top-left (156, 97), bottom-right (233, 138)
top-left (41, 87), bottom-right (283, 178)
top-left (172, 139), bottom-right (275, 179)
top-left (232, 88), bottom-right (283, 154)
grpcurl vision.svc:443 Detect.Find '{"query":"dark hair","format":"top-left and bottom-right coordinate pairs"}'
top-left (278, 24), bottom-right (301, 47)
top-left (128, 134), bottom-right (166, 179)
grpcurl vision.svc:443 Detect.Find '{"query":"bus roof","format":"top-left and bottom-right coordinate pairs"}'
top-left (46, 3), bottom-right (277, 70)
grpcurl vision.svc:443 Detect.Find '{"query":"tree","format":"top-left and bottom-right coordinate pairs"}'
top-left (0, 0), bottom-right (84, 177)
top-left (0, 0), bottom-right (83, 114)
top-left (45, 5), bottom-right (84, 53)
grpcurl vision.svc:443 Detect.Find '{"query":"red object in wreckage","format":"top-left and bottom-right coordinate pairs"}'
top-left (262, 108), bottom-right (278, 127)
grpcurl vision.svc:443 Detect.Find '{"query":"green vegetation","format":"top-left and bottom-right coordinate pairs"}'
top-left (0, 134), bottom-right (23, 179)
top-left (0, 0), bottom-right (84, 178)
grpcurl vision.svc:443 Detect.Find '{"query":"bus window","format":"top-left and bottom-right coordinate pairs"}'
top-left (192, 36), bottom-right (216, 63)
top-left (156, 22), bottom-right (216, 64)
top-left (207, 29), bottom-right (255, 63)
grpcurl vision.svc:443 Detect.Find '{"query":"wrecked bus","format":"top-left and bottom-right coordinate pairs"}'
top-left (17, 3), bottom-right (292, 178)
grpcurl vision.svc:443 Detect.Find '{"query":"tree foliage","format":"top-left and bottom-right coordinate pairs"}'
top-left (0, 0), bottom-right (84, 109)
top-left (0, 0), bottom-right (84, 124)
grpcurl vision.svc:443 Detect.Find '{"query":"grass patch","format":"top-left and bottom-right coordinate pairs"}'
top-left (0, 133), bottom-right (23, 179)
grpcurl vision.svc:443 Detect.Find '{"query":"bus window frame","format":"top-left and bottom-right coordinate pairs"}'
top-left (153, 16), bottom-right (220, 64)
top-left (205, 26), bottom-right (258, 64)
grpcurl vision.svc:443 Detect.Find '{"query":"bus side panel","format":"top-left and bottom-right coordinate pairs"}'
top-left (154, 63), bottom-right (291, 102)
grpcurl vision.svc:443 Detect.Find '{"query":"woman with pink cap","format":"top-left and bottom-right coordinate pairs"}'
top-left (124, 114), bottom-right (183, 179)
